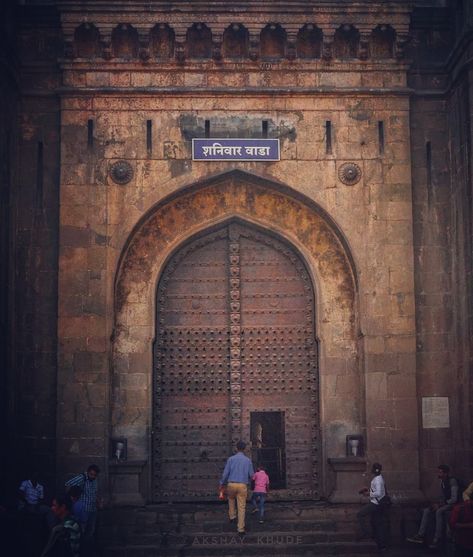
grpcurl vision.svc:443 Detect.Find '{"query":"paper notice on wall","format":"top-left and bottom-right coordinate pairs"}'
top-left (422, 397), bottom-right (450, 429)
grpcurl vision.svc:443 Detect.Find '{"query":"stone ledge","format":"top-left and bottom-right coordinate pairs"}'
top-left (328, 457), bottom-right (367, 503)
top-left (109, 459), bottom-right (147, 506)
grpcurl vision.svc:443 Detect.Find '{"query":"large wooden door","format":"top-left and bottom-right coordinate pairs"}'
top-left (153, 222), bottom-right (319, 500)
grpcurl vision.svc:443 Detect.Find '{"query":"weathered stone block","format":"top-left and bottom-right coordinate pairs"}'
top-left (366, 372), bottom-right (388, 399)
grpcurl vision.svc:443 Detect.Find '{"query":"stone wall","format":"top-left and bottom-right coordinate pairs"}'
top-left (447, 72), bottom-right (473, 478)
top-left (11, 3), bottom-right (62, 490)
top-left (408, 0), bottom-right (473, 497)
top-left (0, 0), bottom-right (19, 500)
top-left (57, 81), bottom-right (419, 499)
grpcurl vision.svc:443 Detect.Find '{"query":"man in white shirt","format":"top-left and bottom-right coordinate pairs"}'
top-left (356, 462), bottom-right (388, 551)
top-left (18, 473), bottom-right (45, 511)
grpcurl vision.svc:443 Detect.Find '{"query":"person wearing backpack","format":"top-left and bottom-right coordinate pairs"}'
top-left (407, 464), bottom-right (460, 549)
top-left (40, 496), bottom-right (81, 557)
top-left (356, 462), bottom-right (388, 551)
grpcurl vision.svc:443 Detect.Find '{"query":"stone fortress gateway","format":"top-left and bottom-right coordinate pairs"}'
top-left (1, 0), bottom-right (472, 508)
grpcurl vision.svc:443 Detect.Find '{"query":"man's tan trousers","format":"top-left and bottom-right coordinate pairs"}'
top-left (226, 482), bottom-right (248, 533)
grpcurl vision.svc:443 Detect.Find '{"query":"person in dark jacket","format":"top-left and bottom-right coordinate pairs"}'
top-left (407, 464), bottom-right (460, 549)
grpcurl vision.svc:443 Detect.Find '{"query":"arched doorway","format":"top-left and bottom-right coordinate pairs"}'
top-left (112, 171), bottom-right (361, 504)
top-left (153, 221), bottom-right (319, 500)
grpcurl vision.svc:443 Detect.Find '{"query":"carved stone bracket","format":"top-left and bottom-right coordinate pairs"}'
top-left (102, 40), bottom-right (112, 60)
top-left (395, 34), bottom-right (409, 60)
top-left (359, 35), bottom-right (370, 61)
top-left (175, 42), bottom-right (185, 63)
top-left (322, 41), bottom-right (332, 61)
top-left (212, 41), bottom-right (223, 61)
top-left (249, 34), bottom-right (259, 61)
top-left (64, 40), bottom-right (74, 59)
top-left (286, 41), bottom-right (297, 61)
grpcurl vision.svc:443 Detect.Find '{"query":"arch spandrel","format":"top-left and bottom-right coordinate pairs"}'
top-left (115, 176), bottom-right (357, 321)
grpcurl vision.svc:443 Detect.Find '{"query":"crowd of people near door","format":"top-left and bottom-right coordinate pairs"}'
top-left (0, 464), bottom-right (101, 557)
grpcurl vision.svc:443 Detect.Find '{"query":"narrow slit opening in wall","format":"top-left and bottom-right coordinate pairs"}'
top-left (325, 121), bottom-right (332, 154)
top-left (378, 121), bottom-right (385, 154)
top-left (205, 120), bottom-right (210, 138)
top-left (4, 130), bottom-right (11, 204)
top-left (426, 141), bottom-right (432, 190)
top-left (147, 120), bottom-right (152, 155)
top-left (262, 120), bottom-right (269, 138)
top-left (87, 119), bottom-right (94, 148)
top-left (36, 141), bottom-right (43, 206)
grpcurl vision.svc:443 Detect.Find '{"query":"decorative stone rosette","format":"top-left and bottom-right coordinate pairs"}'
top-left (110, 160), bottom-right (134, 184)
top-left (338, 162), bottom-right (362, 186)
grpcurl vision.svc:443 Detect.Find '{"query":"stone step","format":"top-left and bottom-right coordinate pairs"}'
top-left (97, 503), bottom-right (361, 548)
top-left (131, 502), bottom-right (358, 522)
top-left (193, 519), bottom-right (348, 533)
top-left (103, 540), bottom-right (379, 557)
top-left (98, 502), bottom-right (431, 557)
top-left (110, 503), bottom-right (359, 531)
top-left (102, 541), bottom-right (434, 557)
top-left (126, 530), bottom-right (358, 546)
top-left (133, 518), bottom-right (351, 534)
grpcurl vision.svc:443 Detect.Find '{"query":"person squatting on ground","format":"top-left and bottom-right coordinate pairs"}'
top-left (220, 440), bottom-right (255, 535)
top-left (449, 482), bottom-right (473, 557)
top-left (251, 465), bottom-right (270, 523)
top-left (407, 464), bottom-right (460, 549)
top-left (356, 462), bottom-right (388, 551)
top-left (40, 496), bottom-right (81, 557)
top-left (65, 464), bottom-right (101, 545)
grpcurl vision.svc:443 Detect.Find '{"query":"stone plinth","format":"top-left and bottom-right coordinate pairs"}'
top-left (109, 460), bottom-right (147, 506)
top-left (328, 457), bottom-right (367, 503)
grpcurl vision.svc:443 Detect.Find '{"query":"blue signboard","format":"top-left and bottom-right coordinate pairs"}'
top-left (192, 138), bottom-right (280, 161)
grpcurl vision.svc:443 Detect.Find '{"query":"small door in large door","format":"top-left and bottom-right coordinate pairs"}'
top-left (250, 411), bottom-right (286, 489)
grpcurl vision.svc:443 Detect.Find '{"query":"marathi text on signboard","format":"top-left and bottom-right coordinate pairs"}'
top-left (192, 138), bottom-right (280, 161)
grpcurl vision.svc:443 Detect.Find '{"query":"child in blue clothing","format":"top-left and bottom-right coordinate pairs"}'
top-left (251, 465), bottom-right (270, 523)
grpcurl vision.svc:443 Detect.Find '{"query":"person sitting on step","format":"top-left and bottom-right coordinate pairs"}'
top-left (407, 464), bottom-right (460, 549)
